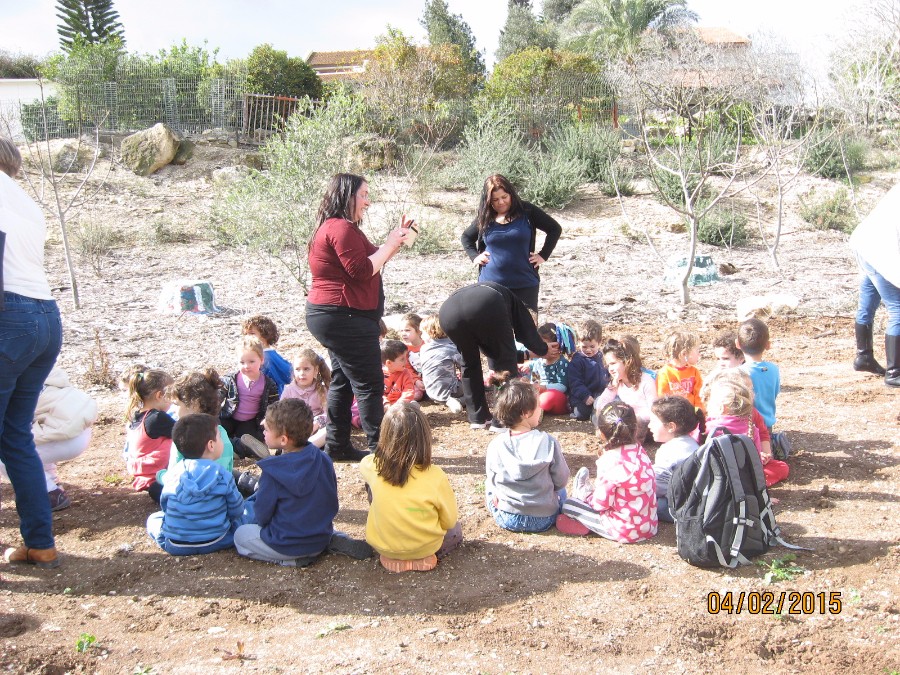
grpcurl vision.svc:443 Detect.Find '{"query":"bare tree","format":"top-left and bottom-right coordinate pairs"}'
top-left (1, 79), bottom-right (111, 308)
top-left (610, 31), bottom-right (766, 303)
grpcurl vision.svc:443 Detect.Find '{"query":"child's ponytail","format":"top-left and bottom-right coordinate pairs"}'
top-left (593, 401), bottom-right (639, 449)
top-left (121, 365), bottom-right (173, 420)
top-left (297, 348), bottom-right (331, 403)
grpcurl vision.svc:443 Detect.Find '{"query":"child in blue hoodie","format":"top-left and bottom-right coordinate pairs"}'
top-left (234, 399), bottom-right (372, 567)
top-left (146, 414), bottom-right (248, 556)
top-left (567, 319), bottom-right (609, 421)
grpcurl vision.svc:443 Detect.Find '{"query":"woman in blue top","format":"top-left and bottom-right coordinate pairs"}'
top-left (460, 174), bottom-right (562, 312)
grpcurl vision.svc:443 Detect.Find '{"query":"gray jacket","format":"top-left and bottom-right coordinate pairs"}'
top-left (419, 337), bottom-right (463, 402)
top-left (486, 429), bottom-right (570, 517)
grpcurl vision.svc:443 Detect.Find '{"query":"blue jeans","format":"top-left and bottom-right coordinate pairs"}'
top-left (856, 254), bottom-right (900, 335)
top-left (657, 495), bottom-right (674, 523)
top-left (0, 293), bottom-right (62, 549)
top-left (486, 489), bottom-right (566, 533)
top-left (146, 512), bottom-right (238, 556)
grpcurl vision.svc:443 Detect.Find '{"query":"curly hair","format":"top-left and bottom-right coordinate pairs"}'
top-left (713, 330), bottom-right (743, 360)
top-left (169, 368), bottom-right (223, 416)
top-left (420, 315), bottom-right (446, 340)
top-left (265, 399), bottom-right (314, 449)
top-left (242, 315), bottom-right (279, 346)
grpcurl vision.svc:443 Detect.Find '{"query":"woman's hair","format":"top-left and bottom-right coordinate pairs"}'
top-left (576, 319), bottom-right (602, 343)
top-left (663, 330), bottom-right (698, 362)
top-left (239, 335), bottom-right (265, 361)
top-left (592, 401), bottom-right (638, 449)
top-left (702, 367), bottom-right (754, 417)
top-left (494, 378), bottom-right (539, 427)
top-left (169, 368), bottom-right (223, 416)
top-left (294, 347), bottom-right (331, 402)
top-left (311, 172), bottom-right (367, 240)
top-left (475, 174), bottom-right (525, 234)
top-left (242, 315), bottom-right (279, 346)
top-left (374, 402), bottom-right (432, 487)
top-left (265, 399), bottom-right (314, 449)
top-left (0, 137), bottom-right (22, 177)
top-left (401, 313), bottom-right (422, 332)
top-left (121, 365), bottom-right (174, 419)
top-left (650, 395), bottom-right (701, 437)
top-left (420, 315), bottom-right (446, 340)
top-left (602, 338), bottom-right (643, 386)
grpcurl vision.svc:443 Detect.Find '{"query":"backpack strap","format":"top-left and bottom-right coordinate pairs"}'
top-left (711, 435), bottom-right (758, 566)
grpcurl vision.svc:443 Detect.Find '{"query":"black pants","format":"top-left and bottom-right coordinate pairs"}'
top-left (306, 308), bottom-right (383, 453)
top-left (507, 285), bottom-right (539, 313)
top-left (220, 417), bottom-right (263, 459)
top-left (439, 285), bottom-right (520, 425)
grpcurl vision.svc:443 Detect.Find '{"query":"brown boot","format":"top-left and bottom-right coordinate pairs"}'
top-left (3, 546), bottom-right (60, 569)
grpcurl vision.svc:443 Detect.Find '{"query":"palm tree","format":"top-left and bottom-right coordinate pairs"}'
top-left (563, 0), bottom-right (697, 60)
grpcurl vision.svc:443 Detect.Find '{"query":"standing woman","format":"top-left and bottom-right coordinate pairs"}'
top-left (460, 174), bottom-right (562, 312)
top-left (0, 137), bottom-right (64, 568)
top-left (306, 173), bottom-right (413, 461)
top-left (849, 182), bottom-right (900, 387)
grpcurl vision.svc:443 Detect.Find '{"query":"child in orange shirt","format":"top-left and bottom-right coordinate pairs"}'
top-left (382, 340), bottom-right (417, 409)
top-left (656, 330), bottom-right (703, 409)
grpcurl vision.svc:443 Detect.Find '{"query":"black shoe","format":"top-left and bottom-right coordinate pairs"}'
top-left (325, 445), bottom-right (370, 462)
top-left (854, 323), bottom-right (886, 375)
top-left (328, 531), bottom-right (374, 559)
top-left (234, 470), bottom-right (259, 496)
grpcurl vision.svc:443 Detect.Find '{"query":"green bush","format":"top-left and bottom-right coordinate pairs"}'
top-left (212, 94), bottom-right (363, 290)
top-left (798, 187), bottom-right (858, 233)
top-left (546, 122), bottom-right (620, 183)
top-left (597, 160), bottom-right (636, 197)
top-left (518, 148), bottom-right (585, 209)
top-left (0, 50), bottom-right (43, 78)
top-left (448, 107), bottom-right (529, 194)
top-left (697, 201), bottom-right (750, 247)
top-left (803, 131), bottom-right (868, 180)
top-left (651, 158), bottom-right (703, 205)
top-left (245, 43), bottom-right (322, 99)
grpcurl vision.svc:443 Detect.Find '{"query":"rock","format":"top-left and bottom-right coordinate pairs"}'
top-left (718, 262), bottom-right (738, 275)
top-left (210, 165), bottom-right (250, 185)
top-left (349, 134), bottom-right (397, 172)
top-left (171, 138), bottom-right (195, 166)
top-left (120, 123), bottom-right (179, 176)
top-left (51, 141), bottom-right (93, 173)
top-left (665, 220), bottom-right (687, 233)
top-left (241, 152), bottom-right (266, 171)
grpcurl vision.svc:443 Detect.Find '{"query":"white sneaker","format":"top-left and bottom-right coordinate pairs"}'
top-left (573, 466), bottom-right (591, 499)
top-left (446, 397), bottom-right (464, 414)
top-left (470, 421), bottom-right (489, 430)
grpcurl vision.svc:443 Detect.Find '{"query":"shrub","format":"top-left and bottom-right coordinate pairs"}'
top-left (449, 107), bottom-right (529, 194)
top-left (697, 201), bottom-right (750, 247)
top-left (546, 123), bottom-right (620, 183)
top-left (0, 50), bottom-right (43, 78)
top-left (803, 131), bottom-right (868, 180)
top-left (212, 94), bottom-right (363, 290)
top-left (74, 219), bottom-right (125, 275)
top-left (518, 148), bottom-right (585, 209)
top-left (597, 160), bottom-right (636, 197)
top-left (798, 188), bottom-right (858, 233)
top-left (485, 47), bottom-right (600, 101)
top-left (245, 43), bottom-right (322, 99)
top-left (651, 158), bottom-right (703, 205)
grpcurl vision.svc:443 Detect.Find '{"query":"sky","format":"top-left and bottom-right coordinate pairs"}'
top-left (1, 0), bottom-right (858, 72)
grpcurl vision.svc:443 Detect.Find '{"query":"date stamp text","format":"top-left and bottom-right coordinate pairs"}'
top-left (707, 591), bottom-right (842, 615)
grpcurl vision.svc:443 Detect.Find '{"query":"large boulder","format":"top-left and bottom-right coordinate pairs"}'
top-left (348, 134), bottom-right (397, 173)
top-left (120, 123), bottom-right (179, 176)
top-left (50, 141), bottom-right (93, 173)
top-left (171, 138), bottom-right (195, 166)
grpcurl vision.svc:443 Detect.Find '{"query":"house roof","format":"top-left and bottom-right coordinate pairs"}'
top-left (306, 50), bottom-right (374, 67)
top-left (695, 27), bottom-right (751, 47)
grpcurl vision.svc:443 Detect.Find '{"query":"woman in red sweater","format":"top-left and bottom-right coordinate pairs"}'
top-left (306, 174), bottom-right (413, 461)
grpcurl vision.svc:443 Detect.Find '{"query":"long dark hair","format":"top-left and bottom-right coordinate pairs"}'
top-left (309, 173), bottom-right (367, 249)
top-left (475, 174), bottom-right (525, 235)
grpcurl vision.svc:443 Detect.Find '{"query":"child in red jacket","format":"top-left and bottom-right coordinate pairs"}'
top-left (382, 340), bottom-right (417, 409)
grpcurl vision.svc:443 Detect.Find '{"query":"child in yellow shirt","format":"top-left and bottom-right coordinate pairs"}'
top-left (359, 402), bottom-right (461, 572)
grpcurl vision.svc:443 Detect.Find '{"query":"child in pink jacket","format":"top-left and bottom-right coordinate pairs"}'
top-left (556, 401), bottom-right (658, 542)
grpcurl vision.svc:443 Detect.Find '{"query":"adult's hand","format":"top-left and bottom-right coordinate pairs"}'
top-left (529, 252), bottom-right (546, 268)
top-left (473, 251), bottom-right (491, 267)
top-left (545, 342), bottom-right (561, 359)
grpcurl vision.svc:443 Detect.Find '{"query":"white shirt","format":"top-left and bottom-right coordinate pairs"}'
top-left (0, 171), bottom-right (53, 300)
top-left (849, 182), bottom-right (900, 289)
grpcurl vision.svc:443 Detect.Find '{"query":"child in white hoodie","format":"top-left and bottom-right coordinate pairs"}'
top-left (0, 367), bottom-right (97, 511)
top-left (485, 378), bottom-right (570, 532)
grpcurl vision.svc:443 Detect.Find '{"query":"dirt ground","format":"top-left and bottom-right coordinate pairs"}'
top-left (1, 145), bottom-right (899, 674)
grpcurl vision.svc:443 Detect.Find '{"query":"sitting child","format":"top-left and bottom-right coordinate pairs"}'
top-left (649, 396), bottom-right (701, 522)
top-left (530, 322), bottom-right (570, 414)
top-left (146, 414), bottom-right (248, 555)
top-left (418, 315), bottom-right (465, 413)
top-left (234, 399), bottom-right (371, 566)
top-left (485, 378), bottom-right (570, 533)
top-left (622, 334), bottom-right (657, 381)
top-left (121, 365), bottom-right (175, 492)
top-left (595, 338), bottom-right (658, 444)
top-left (656, 330), bottom-right (704, 410)
top-left (398, 312), bottom-right (426, 400)
top-left (738, 318), bottom-right (790, 459)
top-left (242, 315), bottom-right (292, 395)
top-left (382, 339), bottom-right (417, 409)
top-left (281, 348), bottom-right (330, 448)
top-left (151, 368), bottom-right (238, 502)
top-left (702, 368), bottom-right (789, 488)
top-left (567, 319), bottom-right (609, 421)
top-left (360, 402), bottom-right (461, 572)
top-left (220, 336), bottom-right (280, 460)
top-left (557, 401), bottom-right (658, 542)
top-left (713, 330), bottom-right (744, 368)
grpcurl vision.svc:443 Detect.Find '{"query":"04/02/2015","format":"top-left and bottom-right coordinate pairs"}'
top-left (707, 591), bottom-right (842, 615)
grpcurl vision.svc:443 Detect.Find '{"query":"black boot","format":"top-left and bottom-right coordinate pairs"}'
top-left (854, 323), bottom-right (886, 375)
top-left (233, 470), bottom-right (259, 496)
top-left (324, 444), bottom-right (370, 462)
top-left (885, 334), bottom-right (900, 388)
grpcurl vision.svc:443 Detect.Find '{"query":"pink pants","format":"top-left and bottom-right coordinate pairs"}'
top-left (539, 389), bottom-right (569, 415)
